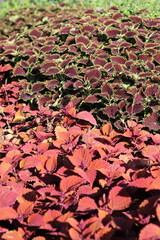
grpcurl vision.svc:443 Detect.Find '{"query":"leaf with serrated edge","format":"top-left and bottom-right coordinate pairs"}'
top-left (108, 186), bottom-right (131, 211)
top-left (77, 196), bottom-right (97, 211)
top-left (139, 223), bottom-right (160, 240)
top-left (0, 207), bottom-right (18, 220)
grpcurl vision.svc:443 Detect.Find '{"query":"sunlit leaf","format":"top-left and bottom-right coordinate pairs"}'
top-left (77, 197), bottom-right (97, 211)
top-left (76, 111), bottom-right (97, 125)
top-left (27, 213), bottom-right (44, 226)
top-left (0, 207), bottom-right (18, 220)
top-left (139, 223), bottom-right (160, 240)
top-left (2, 230), bottom-right (24, 240)
top-left (60, 175), bottom-right (84, 193)
top-left (108, 186), bottom-right (131, 211)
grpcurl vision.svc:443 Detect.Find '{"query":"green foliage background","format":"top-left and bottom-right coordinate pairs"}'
top-left (0, 0), bottom-right (159, 19)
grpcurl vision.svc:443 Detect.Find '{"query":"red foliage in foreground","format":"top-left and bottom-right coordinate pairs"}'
top-left (0, 79), bottom-right (160, 240)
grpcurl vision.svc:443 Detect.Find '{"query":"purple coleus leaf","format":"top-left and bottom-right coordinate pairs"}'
top-left (40, 61), bottom-right (57, 73)
top-left (145, 85), bottom-right (158, 96)
top-left (38, 95), bottom-right (52, 106)
top-left (111, 56), bottom-right (126, 64)
top-left (45, 67), bottom-right (60, 75)
top-left (45, 80), bottom-right (59, 90)
top-left (143, 112), bottom-right (160, 131)
top-left (60, 26), bottom-right (72, 34)
top-left (81, 25), bottom-right (96, 34)
top-left (32, 83), bottom-right (45, 92)
top-left (104, 105), bottom-right (119, 118)
top-left (127, 103), bottom-right (143, 115)
top-left (85, 69), bottom-right (101, 80)
top-left (76, 35), bottom-right (90, 46)
top-left (85, 95), bottom-right (98, 103)
top-left (29, 29), bottom-right (42, 38)
top-left (13, 66), bottom-right (26, 76)
top-left (93, 58), bottom-right (106, 67)
top-left (64, 66), bottom-right (78, 78)
top-left (106, 28), bottom-right (121, 37)
top-left (73, 80), bottom-right (84, 89)
top-left (101, 83), bottom-right (113, 97)
top-left (154, 52), bottom-right (160, 64)
top-left (41, 45), bottom-right (54, 53)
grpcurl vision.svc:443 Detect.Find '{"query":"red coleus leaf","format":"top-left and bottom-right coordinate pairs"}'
top-left (60, 175), bottom-right (84, 193)
top-left (17, 199), bottom-right (34, 217)
top-left (129, 177), bottom-right (153, 189)
top-left (43, 209), bottom-right (61, 223)
top-left (0, 207), bottom-right (18, 220)
top-left (21, 143), bottom-right (36, 154)
top-left (77, 196), bottom-right (97, 211)
top-left (108, 186), bottom-right (132, 211)
top-left (101, 123), bottom-right (113, 136)
top-left (96, 227), bottom-right (115, 240)
top-left (69, 228), bottom-right (81, 240)
top-left (139, 223), bottom-right (160, 240)
top-left (0, 187), bottom-right (19, 207)
top-left (74, 167), bottom-right (96, 186)
top-left (0, 64), bottom-right (13, 72)
top-left (2, 230), bottom-right (24, 240)
top-left (68, 148), bottom-right (92, 168)
top-left (5, 149), bottom-right (22, 163)
top-left (13, 109), bottom-right (30, 123)
top-left (93, 58), bottom-right (106, 67)
top-left (76, 111), bottom-right (97, 125)
top-left (142, 145), bottom-right (159, 159)
top-left (27, 213), bottom-right (44, 226)
top-left (33, 131), bottom-right (54, 140)
top-left (147, 176), bottom-right (160, 191)
top-left (151, 134), bottom-right (160, 144)
top-left (32, 237), bottom-right (46, 240)
top-left (3, 104), bottom-right (15, 113)
top-left (19, 155), bottom-right (47, 169)
top-left (45, 155), bottom-right (57, 172)
top-left (156, 204), bottom-right (160, 221)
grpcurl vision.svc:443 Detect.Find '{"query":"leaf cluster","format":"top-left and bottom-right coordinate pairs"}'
top-left (0, 80), bottom-right (160, 239)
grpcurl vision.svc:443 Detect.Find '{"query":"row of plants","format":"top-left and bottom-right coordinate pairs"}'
top-left (0, 74), bottom-right (160, 239)
top-left (0, 5), bottom-right (159, 132)
top-left (0, 0), bottom-right (160, 19)
top-left (0, 3), bottom-right (159, 240)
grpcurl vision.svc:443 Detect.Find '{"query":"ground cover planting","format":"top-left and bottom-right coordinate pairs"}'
top-left (0, 5), bottom-right (159, 132)
top-left (0, 3), bottom-right (160, 240)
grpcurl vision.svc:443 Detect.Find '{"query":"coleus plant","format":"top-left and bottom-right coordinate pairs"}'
top-left (0, 5), bottom-right (159, 132)
top-left (0, 80), bottom-right (160, 239)
top-left (0, 64), bottom-right (12, 82)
